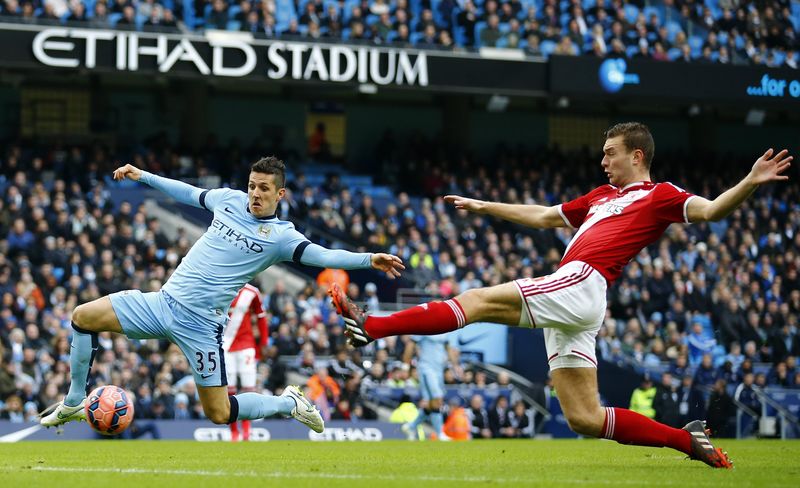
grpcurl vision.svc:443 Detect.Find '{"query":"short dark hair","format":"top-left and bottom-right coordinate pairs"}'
top-left (604, 122), bottom-right (655, 169)
top-left (250, 156), bottom-right (286, 188)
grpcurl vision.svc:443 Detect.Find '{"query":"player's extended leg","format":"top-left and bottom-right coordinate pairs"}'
top-left (330, 282), bottom-right (521, 345)
top-left (198, 384), bottom-right (324, 433)
top-left (40, 297), bottom-right (124, 427)
top-left (552, 368), bottom-right (732, 469)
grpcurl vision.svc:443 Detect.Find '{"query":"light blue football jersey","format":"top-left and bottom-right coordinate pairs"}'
top-left (414, 334), bottom-right (450, 370)
top-left (161, 188), bottom-right (309, 317)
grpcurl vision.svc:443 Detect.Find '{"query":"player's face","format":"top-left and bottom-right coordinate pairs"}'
top-left (248, 172), bottom-right (285, 218)
top-left (601, 136), bottom-right (639, 187)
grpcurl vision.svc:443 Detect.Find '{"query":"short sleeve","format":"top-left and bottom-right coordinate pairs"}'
top-left (655, 183), bottom-right (697, 224)
top-left (558, 191), bottom-right (594, 229)
top-left (199, 188), bottom-right (236, 212)
top-left (278, 226), bottom-right (312, 262)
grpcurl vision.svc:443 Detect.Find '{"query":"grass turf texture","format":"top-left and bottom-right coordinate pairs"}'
top-left (2, 439), bottom-right (799, 487)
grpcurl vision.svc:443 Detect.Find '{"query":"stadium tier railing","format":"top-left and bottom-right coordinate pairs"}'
top-left (755, 387), bottom-right (800, 439)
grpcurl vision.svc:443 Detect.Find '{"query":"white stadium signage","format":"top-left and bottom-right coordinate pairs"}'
top-left (30, 28), bottom-right (429, 86)
top-left (308, 427), bottom-right (384, 441)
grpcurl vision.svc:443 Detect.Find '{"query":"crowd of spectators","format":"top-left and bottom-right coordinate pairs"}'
top-left (0, 0), bottom-right (798, 66)
top-left (0, 132), bottom-right (797, 439)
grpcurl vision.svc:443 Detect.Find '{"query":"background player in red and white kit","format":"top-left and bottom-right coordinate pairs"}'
top-left (224, 283), bottom-right (269, 441)
top-left (330, 122), bottom-right (793, 468)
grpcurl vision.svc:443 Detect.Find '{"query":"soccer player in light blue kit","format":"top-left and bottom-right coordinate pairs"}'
top-left (41, 157), bottom-right (405, 432)
top-left (401, 333), bottom-right (460, 440)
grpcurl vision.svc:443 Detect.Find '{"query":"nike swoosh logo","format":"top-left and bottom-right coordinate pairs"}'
top-left (224, 207), bottom-right (234, 214)
top-left (201, 373), bottom-right (214, 379)
top-left (457, 334), bottom-right (485, 346)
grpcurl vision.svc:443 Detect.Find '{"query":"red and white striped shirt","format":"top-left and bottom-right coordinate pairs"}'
top-left (557, 181), bottom-right (696, 284)
top-left (223, 284), bottom-right (269, 357)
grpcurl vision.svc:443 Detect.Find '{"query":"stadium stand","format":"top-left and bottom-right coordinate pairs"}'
top-left (0, 0), bottom-right (797, 65)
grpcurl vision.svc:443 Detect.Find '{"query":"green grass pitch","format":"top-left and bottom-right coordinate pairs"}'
top-left (2, 439), bottom-right (799, 487)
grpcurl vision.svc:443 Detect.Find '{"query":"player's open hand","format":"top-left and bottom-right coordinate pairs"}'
top-left (749, 148), bottom-right (792, 185)
top-left (112, 164), bottom-right (143, 181)
top-left (444, 195), bottom-right (487, 214)
top-left (371, 253), bottom-right (405, 279)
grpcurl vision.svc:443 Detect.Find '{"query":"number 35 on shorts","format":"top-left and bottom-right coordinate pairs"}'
top-left (195, 351), bottom-right (218, 373)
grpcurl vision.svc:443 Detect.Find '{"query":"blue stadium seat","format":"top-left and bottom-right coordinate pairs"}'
top-left (473, 21), bottom-right (486, 48)
top-left (108, 12), bottom-right (123, 26)
top-left (665, 21), bottom-right (682, 43)
top-left (227, 20), bottom-right (241, 30)
top-left (623, 4), bottom-right (639, 24)
top-left (688, 35), bottom-right (703, 57)
top-left (626, 45), bottom-right (639, 58)
top-left (228, 5), bottom-right (241, 19)
top-left (642, 6), bottom-right (662, 26)
top-left (540, 39), bottom-right (556, 57)
top-left (773, 49), bottom-right (786, 66)
top-left (667, 47), bottom-right (682, 61)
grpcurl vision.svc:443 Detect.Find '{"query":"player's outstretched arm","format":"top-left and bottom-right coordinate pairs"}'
top-left (113, 163), bottom-right (209, 209)
top-left (297, 243), bottom-right (405, 279)
top-left (444, 195), bottom-right (566, 229)
top-left (687, 148), bottom-right (792, 223)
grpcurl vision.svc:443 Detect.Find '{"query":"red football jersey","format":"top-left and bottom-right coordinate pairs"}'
top-left (223, 284), bottom-right (269, 356)
top-left (557, 181), bottom-right (696, 283)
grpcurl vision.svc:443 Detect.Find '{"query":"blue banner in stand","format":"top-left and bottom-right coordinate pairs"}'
top-left (0, 420), bottom-right (407, 442)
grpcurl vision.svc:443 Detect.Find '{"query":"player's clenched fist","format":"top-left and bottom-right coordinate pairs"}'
top-left (444, 195), bottom-right (487, 214)
top-left (112, 164), bottom-right (143, 181)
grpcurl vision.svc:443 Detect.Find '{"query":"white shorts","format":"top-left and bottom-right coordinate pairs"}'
top-left (514, 261), bottom-right (607, 370)
top-left (224, 348), bottom-right (257, 389)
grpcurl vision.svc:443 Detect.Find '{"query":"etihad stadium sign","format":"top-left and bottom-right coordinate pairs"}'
top-left (30, 28), bottom-right (429, 86)
top-left (0, 22), bottom-right (548, 95)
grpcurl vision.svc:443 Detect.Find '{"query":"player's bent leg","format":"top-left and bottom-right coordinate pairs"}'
top-left (330, 281), bottom-right (522, 346)
top-left (550, 367), bottom-right (605, 437)
top-left (41, 297), bottom-right (124, 427)
top-left (552, 367), bottom-right (731, 468)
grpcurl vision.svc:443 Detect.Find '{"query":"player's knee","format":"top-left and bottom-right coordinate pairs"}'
top-left (206, 407), bottom-right (231, 425)
top-left (72, 303), bottom-right (91, 328)
top-left (564, 411), bottom-right (602, 437)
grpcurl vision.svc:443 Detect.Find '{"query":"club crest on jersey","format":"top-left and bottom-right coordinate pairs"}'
top-left (257, 224), bottom-right (272, 239)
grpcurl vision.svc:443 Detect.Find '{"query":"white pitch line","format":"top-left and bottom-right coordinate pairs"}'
top-left (25, 466), bottom-right (717, 486)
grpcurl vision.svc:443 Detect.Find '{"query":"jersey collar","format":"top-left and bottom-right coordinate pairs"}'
top-left (617, 181), bottom-right (654, 194)
top-left (246, 205), bottom-right (277, 220)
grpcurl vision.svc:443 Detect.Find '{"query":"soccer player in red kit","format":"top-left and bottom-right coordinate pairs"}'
top-left (330, 122), bottom-right (793, 468)
top-left (224, 283), bottom-right (269, 441)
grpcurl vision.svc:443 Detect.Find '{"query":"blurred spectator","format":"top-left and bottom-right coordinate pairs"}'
top-left (466, 393), bottom-right (491, 439)
top-left (653, 372), bottom-right (682, 428)
top-left (629, 375), bottom-right (656, 419)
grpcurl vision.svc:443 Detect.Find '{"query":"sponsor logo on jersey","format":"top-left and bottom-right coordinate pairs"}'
top-left (210, 218), bottom-right (264, 254)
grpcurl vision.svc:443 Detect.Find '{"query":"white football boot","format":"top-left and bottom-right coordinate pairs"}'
top-left (281, 385), bottom-right (324, 433)
top-left (40, 398), bottom-right (87, 427)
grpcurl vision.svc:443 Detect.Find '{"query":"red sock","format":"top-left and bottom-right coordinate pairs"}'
top-left (229, 421), bottom-right (240, 442)
top-left (602, 407), bottom-right (691, 455)
top-left (241, 419), bottom-right (251, 441)
top-left (364, 299), bottom-right (466, 339)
